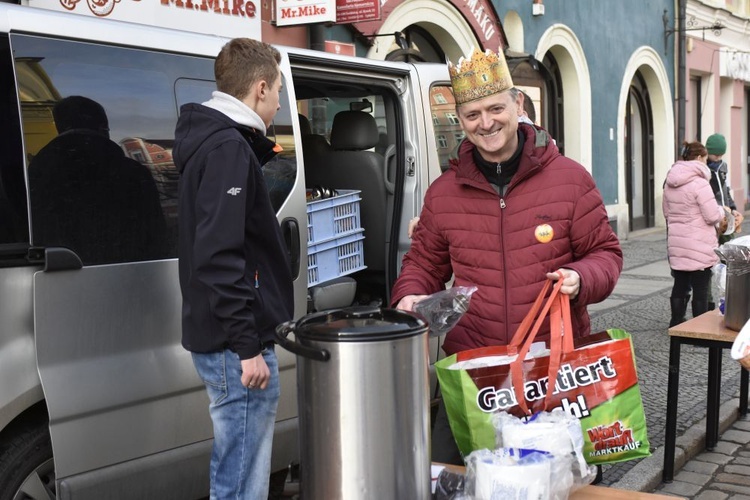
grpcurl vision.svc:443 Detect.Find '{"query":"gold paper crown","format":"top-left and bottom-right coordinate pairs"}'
top-left (448, 48), bottom-right (514, 106)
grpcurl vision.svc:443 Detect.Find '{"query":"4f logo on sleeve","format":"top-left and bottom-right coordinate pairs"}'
top-left (227, 187), bottom-right (242, 196)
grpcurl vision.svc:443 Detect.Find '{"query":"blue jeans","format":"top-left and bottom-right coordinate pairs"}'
top-left (192, 347), bottom-right (280, 500)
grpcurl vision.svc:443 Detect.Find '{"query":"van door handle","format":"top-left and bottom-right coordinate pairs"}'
top-left (42, 247), bottom-right (83, 272)
top-left (281, 218), bottom-right (300, 280)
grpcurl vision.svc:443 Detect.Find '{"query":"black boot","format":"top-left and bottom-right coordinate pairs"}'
top-left (692, 299), bottom-right (709, 319)
top-left (669, 297), bottom-right (689, 327)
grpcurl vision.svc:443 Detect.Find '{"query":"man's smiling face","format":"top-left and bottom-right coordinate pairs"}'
top-left (457, 90), bottom-right (521, 163)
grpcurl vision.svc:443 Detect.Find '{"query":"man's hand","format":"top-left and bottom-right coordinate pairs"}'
top-left (546, 268), bottom-right (580, 299)
top-left (395, 294), bottom-right (430, 312)
top-left (718, 206), bottom-right (732, 235)
top-left (732, 210), bottom-right (744, 234)
top-left (241, 353), bottom-right (270, 390)
top-left (407, 217), bottom-right (421, 239)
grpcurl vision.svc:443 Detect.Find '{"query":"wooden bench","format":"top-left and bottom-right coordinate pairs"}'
top-left (663, 309), bottom-right (749, 482)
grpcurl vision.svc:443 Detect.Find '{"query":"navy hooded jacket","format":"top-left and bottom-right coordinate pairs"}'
top-left (174, 103), bottom-right (294, 359)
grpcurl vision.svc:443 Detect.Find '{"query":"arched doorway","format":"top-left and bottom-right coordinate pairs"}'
top-left (535, 24), bottom-right (592, 170)
top-left (541, 52), bottom-right (565, 155)
top-left (625, 72), bottom-right (655, 231)
top-left (504, 54), bottom-right (560, 151)
top-left (364, 0), bottom-right (490, 64)
top-left (384, 25), bottom-right (445, 63)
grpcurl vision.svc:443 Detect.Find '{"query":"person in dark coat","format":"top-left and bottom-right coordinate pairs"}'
top-left (174, 38), bottom-right (293, 500)
top-left (705, 133), bottom-right (743, 244)
top-left (28, 96), bottom-right (166, 265)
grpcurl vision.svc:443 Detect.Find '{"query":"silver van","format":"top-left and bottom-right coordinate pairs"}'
top-left (0, 4), bottom-right (459, 498)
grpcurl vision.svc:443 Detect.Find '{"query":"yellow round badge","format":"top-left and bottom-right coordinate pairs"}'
top-left (535, 224), bottom-right (554, 243)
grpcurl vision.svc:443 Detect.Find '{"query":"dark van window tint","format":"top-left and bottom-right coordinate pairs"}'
top-left (13, 34), bottom-right (215, 265)
top-left (0, 35), bottom-right (27, 245)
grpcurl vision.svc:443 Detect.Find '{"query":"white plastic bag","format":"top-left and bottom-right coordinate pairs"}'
top-left (493, 410), bottom-right (597, 492)
top-left (465, 448), bottom-right (556, 500)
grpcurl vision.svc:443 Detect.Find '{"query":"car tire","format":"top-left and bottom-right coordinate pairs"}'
top-left (0, 414), bottom-right (55, 500)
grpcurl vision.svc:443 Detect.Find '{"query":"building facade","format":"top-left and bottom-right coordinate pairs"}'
top-left (263, 0), bottom-right (679, 238)
top-left (493, 0), bottom-right (676, 237)
top-left (683, 0), bottom-right (750, 212)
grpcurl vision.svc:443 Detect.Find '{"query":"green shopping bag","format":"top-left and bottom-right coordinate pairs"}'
top-left (435, 278), bottom-right (651, 465)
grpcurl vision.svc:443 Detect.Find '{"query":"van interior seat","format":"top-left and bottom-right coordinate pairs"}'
top-left (305, 110), bottom-right (388, 277)
top-left (298, 113), bottom-right (332, 158)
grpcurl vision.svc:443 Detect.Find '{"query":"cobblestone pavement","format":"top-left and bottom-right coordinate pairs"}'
top-left (654, 417), bottom-right (750, 499)
top-left (591, 222), bottom-right (750, 493)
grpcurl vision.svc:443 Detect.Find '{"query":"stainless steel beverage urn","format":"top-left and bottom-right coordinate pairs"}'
top-left (716, 243), bottom-right (750, 331)
top-left (276, 306), bottom-right (431, 500)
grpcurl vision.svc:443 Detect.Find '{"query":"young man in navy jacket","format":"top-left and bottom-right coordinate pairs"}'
top-left (174, 38), bottom-right (293, 499)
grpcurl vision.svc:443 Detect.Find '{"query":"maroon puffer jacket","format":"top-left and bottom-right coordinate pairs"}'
top-left (391, 124), bottom-right (623, 355)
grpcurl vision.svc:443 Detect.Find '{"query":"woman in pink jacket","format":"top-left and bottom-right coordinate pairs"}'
top-left (663, 141), bottom-right (727, 326)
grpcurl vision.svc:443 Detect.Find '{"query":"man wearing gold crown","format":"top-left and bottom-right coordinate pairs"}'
top-left (391, 48), bottom-right (623, 464)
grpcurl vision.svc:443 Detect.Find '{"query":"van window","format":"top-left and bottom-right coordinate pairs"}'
top-left (0, 35), bottom-right (28, 246)
top-left (13, 34), bottom-right (298, 265)
top-left (13, 34), bottom-right (217, 265)
top-left (296, 81), bottom-right (400, 302)
top-left (429, 85), bottom-right (462, 172)
top-left (302, 96), bottom-right (389, 153)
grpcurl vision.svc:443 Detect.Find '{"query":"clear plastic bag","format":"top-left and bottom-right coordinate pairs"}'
top-left (712, 262), bottom-right (727, 315)
top-left (492, 409), bottom-right (597, 491)
top-left (434, 467), bottom-right (468, 500)
top-left (414, 286), bottom-right (478, 338)
top-left (464, 447), bottom-right (568, 500)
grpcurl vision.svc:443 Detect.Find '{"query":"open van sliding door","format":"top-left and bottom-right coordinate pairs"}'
top-left (289, 54), bottom-right (417, 305)
top-left (288, 54), bottom-right (451, 401)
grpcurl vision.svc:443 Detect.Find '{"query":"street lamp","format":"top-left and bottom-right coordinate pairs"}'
top-left (662, 9), bottom-right (723, 55)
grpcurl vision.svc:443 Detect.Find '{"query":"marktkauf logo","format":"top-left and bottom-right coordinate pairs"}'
top-left (59, 0), bottom-right (141, 17)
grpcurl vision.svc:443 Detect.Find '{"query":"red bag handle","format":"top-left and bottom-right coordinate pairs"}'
top-left (508, 278), bottom-right (553, 350)
top-left (543, 292), bottom-right (577, 408)
top-left (510, 273), bottom-right (565, 414)
top-left (541, 292), bottom-right (576, 410)
top-left (517, 287), bottom-right (576, 413)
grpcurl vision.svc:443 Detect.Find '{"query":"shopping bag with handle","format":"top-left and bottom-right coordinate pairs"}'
top-left (435, 275), bottom-right (651, 465)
